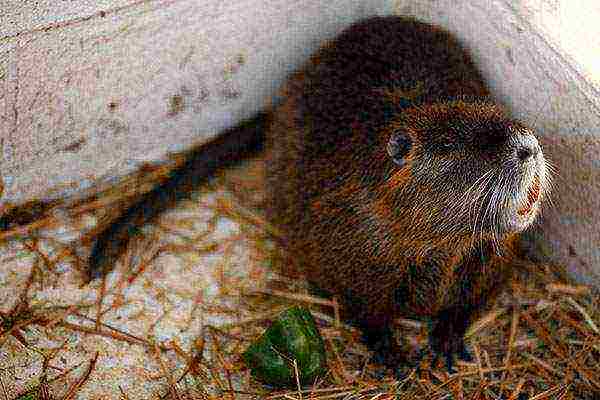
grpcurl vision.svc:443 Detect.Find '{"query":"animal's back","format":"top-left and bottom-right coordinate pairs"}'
top-left (265, 16), bottom-right (495, 319)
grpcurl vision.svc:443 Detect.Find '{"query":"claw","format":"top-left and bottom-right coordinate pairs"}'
top-left (363, 326), bottom-right (407, 370)
top-left (458, 345), bottom-right (473, 362)
top-left (430, 349), bottom-right (457, 373)
top-left (428, 305), bottom-right (474, 373)
top-left (445, 352), bottom-right (454, 373)
top-left (358, 320), bottom-right (410, 377)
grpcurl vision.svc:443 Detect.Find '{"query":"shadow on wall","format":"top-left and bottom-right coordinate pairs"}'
top-left (528, 132), bottom-right (600, 287)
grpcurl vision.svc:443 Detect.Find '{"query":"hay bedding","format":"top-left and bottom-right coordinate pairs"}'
top-left (0, 155), bottom-right (598, 400)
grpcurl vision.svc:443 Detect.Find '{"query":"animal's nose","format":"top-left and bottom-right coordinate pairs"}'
top-left (515, 134), bottom-right (540, 162)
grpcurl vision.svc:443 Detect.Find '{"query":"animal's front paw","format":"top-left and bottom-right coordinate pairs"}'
top-left (359, 321), bottom-right (410, 379)
top-left (363, 324), bottom-right (407, 369)
top-left (429, 305), bottom-right (473, 372)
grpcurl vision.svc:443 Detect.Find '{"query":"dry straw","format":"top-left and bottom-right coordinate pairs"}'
top-left (0, 154), bottom-right (598, 399)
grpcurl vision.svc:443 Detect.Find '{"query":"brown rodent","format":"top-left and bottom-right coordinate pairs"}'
top-left (87, 16), bottom-right (550, 371)
top-left (264, 16), bottom-right (549, 369)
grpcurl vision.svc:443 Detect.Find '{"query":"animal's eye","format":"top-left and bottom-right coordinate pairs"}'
top-left (387, 131), bottom-right (412, 167)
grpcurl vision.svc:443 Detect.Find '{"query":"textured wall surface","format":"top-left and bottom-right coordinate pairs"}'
top-left (0, 0), bottom-right (391, 203)
top-left (1, 0), bottom-right (599, 286)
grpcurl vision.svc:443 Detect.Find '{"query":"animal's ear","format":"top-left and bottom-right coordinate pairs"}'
top-left (387, 130), bottom-right (412, 167)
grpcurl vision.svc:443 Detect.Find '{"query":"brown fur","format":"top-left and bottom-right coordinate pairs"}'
top-left (264, 16), bottom-right (548, 366)
top-left (83, 15), bottom-right (549, 369)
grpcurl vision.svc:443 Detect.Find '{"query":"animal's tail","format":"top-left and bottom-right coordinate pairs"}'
top-left (87, 112), bottom-right (268, 281)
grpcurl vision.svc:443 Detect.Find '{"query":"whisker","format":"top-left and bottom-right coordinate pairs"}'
top-left (492, 172), bottom-right (512, 254)
top-left (465, 171), bottom-right (494, 246)
top-left (471, 170), bottom-right (498, 250)
top-left (435, 169), bottom-right (494, 235)
top-left (480, 174), bottom-right (503, 251)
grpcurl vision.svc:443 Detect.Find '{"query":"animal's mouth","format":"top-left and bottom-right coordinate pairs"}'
top-left (517, 174), bottom-right (541, 216)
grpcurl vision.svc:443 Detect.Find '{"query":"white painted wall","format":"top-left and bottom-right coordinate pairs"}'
top-left (0, 0), bottom-right (392, 202)
top-left (1, 0), bottom-right (599, 286)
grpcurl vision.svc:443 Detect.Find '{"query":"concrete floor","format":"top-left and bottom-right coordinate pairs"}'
top-left (0, 161), bottom-right (270, 399)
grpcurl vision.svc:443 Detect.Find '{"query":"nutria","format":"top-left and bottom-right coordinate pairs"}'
top-left (87, 16), bottom-right (550, 371)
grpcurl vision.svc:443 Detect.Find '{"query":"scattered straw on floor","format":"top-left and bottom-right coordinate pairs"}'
top-left (0, 155), bottom-right (598, 399)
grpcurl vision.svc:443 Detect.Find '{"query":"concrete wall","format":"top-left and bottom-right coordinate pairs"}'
top-left (0, 0), bottom-right (392, 202)
top-left (1, 0), bottom-right (599, 286)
